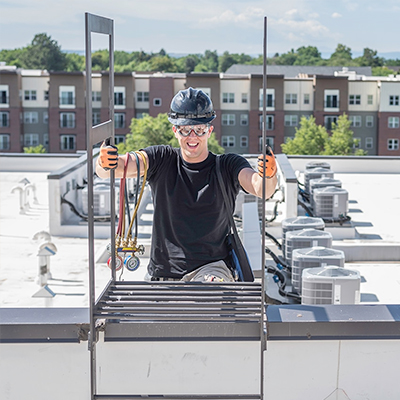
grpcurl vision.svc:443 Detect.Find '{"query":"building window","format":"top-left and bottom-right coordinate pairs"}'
top-left (258, 136), bottom-right (274, 152)
top-left (114, 91), bottom-right (125, 106)
top-left (349, 115), bottom-right (362, 127)
top-left (324, 116), bottom-right (338, 130)
top-left (24, 90), bottom-right (37, 100)
top-left (0, 134), bottom-right (10, 150)
top-left (114, 113), bottom-right (125, 129)
top-left (0, 112), bottom-right (9, 127)
top-left (389, 95), bottom-right (399, 106)
top-left (0, 90), bottom-right (8, 104)
top-left (259, 91), bottom-right (274, 108)
top-left (285, 93), bottom-right (297, 104)
top-left (92, 112), bottom-right (101, 126)
top-left (24, 133), bottom-right (39, 147)
top-left (24, 111), bottom-right (39, 124)
top-left (366, 116), bottom-right (374, 127)
top-left (240, 136), bottom-right (248, 148)
top-left (388, 139), bottom-right (399, 150)
top-left (240, 114), bottom-right (248, 126)
top-left (388, 117), bottom-right (399, 128)
top-left (43, 134), bottom-right (49, 146)
top-left (259, 115), bottom-right (274, 130)
top-left (241, 93), bottom-right (248, 103)
top-left (325, 95), bottom-right (339, 108)
top-left (366, 137), bottom-right (373, 149)
top-left (43, 111), bottom-right (48, 124)
top-left (136, 112), bottom-right (145, 119)
top-left (222, 114), bottom-right (235, 126)
top-left (153, 98), bottom-right (162, 107)
top-left (60, 90), bottom-right (74, 105)
top-left (92, 91), bottom-right (101, 102)
top-left (60, 112), bottom-right (75, 128)
top-left (284, 115), bottom-right (298, 127)
top-left (304, 94), bottom-right (310, 104)
top-left (222, 93), bottom-right (235, 103)
top-left (221, 135), bottom-right (235, 147)
top-left (137, 91), bottom-right (149, 102)
top-left (367, 95), bottom-right (373, 105)
top-left (349, 95), bottom-right (361, 105)
top-left (115, 135), bottom-right (125, 145)
top-left (44, 90), bottom-right (49, 101)
top-left (60, 135), bottom-right (76, 150)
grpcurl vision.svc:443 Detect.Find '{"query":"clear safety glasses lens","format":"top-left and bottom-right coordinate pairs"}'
top-left (176, 125), bottom-right (209, 137)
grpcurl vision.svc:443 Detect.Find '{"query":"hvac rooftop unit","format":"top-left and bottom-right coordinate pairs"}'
top-left (305, 161), bottom-right (331, 171)
top-left (82, 184), bottom-right (119, 217)
top-left (304, 167), bottom-right (334, 193)
top-left (292, 246), bottom-right (345, 294)
top-left (301, 266), bottom-right (361, 305)
top-left (285, 228), bottom-right (333, 267)
top-left (313, 186), bottom-right (348, 219)
top-left (309, 177), bottom-right (342, 209)
top-left (281, 217), bottom-right (325, 259)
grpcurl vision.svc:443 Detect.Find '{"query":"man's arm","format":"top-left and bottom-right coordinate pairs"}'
top-left (238, 168), bottom-right (277, 199)
top-left (95, 140), bottom-right (149, 179)
top-left (238, 146), bottom-right (278, 199)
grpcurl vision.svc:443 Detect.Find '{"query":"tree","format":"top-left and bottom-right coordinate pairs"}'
top-left (324, 114), bottom-right (366, 155)
top-left (24, 144), bottom-right (46, 153)
top-left (65, 53), bottom-right (85, 71)
top-left (91, 49), bottom-right (109, 71)
top-left (19, 33), bottom-right (67, 70)
top-left (294, 46), bottom-right (322, 65)
top-left (355, 48), bottom-right (384, 67)
top-left (118, 113), bottom-right (223, 154)
top-left (281, 116), bottom-right (329, 155)
top-left (329, 44), bottom-right (353, 66)
top-left (372, 66), bottom-right (397, 76)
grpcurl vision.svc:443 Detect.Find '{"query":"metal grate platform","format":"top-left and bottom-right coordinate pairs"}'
top-left (94, 281), bottom-right (264, 341)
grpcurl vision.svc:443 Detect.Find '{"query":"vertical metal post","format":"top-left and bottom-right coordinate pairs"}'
top-left (260, 15), bottom-right (268, 400)
top-left (85, 12), bottom-right (115, 400)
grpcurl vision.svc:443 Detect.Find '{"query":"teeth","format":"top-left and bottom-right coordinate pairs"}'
top-left (188, 143), bottom-right (197, 147)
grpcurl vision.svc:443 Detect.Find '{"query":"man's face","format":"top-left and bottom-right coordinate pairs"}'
top-left (173, 124), bottom-right (213, 163)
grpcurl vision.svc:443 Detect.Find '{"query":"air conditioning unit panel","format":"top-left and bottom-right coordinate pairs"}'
top-left (301, 266), bottom-right (360, 305)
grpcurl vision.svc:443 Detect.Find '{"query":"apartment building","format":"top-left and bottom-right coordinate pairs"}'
top-left (1, 66), bottom-right (399, 156)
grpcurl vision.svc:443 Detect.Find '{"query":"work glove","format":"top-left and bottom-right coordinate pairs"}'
top-left (257, 145), bottom-right (277, 179)
top-left (99, 137), bottom-right (118, 170)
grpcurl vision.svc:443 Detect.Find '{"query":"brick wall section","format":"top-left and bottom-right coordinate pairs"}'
top-left (378, 112), bottom-right (400, 155)
top-left (0, 71), bottom-right (22, 152)
top-left (149, 76), bottom-right (174, 117)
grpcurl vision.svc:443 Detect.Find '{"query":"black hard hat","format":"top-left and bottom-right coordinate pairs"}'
top-left (167, 87), bottom-right (216, 126)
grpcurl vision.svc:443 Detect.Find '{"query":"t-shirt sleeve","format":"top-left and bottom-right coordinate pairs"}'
top-left (139, 145), bottom-right (175, 183)
top-left (221, 153), bottom-right (253, 194)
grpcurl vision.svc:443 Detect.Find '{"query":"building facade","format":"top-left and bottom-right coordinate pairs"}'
top-left (0, 66), bottom-right (399, 156)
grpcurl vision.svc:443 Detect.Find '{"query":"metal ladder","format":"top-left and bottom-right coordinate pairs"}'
top-left (85, 13), bottom-right (270, 400)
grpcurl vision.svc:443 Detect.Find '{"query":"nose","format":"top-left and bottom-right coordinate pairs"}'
top-left (188, 129), bottom-right (197, 137)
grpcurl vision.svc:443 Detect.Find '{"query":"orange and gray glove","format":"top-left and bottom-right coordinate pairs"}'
top-left (258, 145), bottom-right (277, 179)
top-left (98, 137), bottom-right (118, 170)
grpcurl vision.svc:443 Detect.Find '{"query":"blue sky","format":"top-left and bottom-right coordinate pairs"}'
top-left (1, 0), bottom-right (399, 58)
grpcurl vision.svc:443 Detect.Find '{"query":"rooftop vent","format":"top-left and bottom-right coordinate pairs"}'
top-left (305, 161), bottom-right (331, 171)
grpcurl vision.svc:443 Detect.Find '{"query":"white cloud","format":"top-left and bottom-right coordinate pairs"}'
top-left (332, 12), bottom-right (342, 18)
top-left (199, 7), bottom-right (265, 26)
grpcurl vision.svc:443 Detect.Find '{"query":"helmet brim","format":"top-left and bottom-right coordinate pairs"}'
top-left (168, 115), bottom-right (216, 126)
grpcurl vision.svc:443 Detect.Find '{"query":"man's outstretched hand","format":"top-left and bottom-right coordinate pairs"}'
top-left (99, 137), bottom-right (118, 171)
top-left (257, 145), bottom-right (277, 179)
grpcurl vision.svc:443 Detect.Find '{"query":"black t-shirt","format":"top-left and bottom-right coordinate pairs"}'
top-left (142, 145), bottom-right (252, 278)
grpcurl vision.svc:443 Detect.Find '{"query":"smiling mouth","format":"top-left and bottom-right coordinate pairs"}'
top-left (187, 143), bottom-right (198, 148)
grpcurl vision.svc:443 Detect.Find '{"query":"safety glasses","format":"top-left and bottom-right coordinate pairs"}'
top-left (175, 124), bottom-right (210, 137)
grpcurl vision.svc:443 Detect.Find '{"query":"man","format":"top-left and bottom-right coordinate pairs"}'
top-left (96, 87), bottom-right (277, 282)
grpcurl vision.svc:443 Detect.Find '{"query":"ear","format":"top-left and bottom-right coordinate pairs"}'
top-left (207, 125), bottom-right (214, 138)
top-left (172, 125), bottom-right (179, 139)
